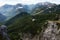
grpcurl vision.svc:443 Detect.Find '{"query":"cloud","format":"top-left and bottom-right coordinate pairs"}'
top-left (0, 0), bottom-right (60, 6)
top-left (0, 2), bottom-right (5, 6)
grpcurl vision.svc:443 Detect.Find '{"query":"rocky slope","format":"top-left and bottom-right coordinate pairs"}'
top-left (41, 21), bottom-right (60, 40)
top-left (19, 20), bottom-right (60, 40)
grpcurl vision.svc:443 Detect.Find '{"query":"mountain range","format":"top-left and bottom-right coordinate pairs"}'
top-left (5, 4), bottom-right (60, 40)
top-left (0, 2), bottom-right (60, 40)
top-left (0, 2), bottom-right (57, 22)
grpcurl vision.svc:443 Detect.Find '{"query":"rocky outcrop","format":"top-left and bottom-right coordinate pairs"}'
top-left (0, 25), bottom-right (10, 40)
top-left (21, 21), bottom-right (60, 40)
top-left (41, 21), bottom-right (60, 40)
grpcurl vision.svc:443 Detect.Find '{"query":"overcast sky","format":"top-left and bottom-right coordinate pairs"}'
top-left (0, 0), bottom-right (60, 6)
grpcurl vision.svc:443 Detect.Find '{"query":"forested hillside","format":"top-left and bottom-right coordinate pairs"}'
top-left (4, 4), bottom-right (60, 40)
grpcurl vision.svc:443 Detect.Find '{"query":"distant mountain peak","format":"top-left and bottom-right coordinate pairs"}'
top-left (15, 4), bottom-right (23, 7)
top-left (36, 2), bottom-right (55, 6)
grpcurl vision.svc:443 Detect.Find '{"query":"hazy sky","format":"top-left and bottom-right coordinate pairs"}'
top-left (0, 0), bottom-right (60, 6)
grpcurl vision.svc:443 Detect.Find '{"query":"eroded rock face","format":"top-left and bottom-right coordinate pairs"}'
top-left (41, 21), bottom-right (60, 40)
top-left (20, 21), bottom-right (60, 40)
